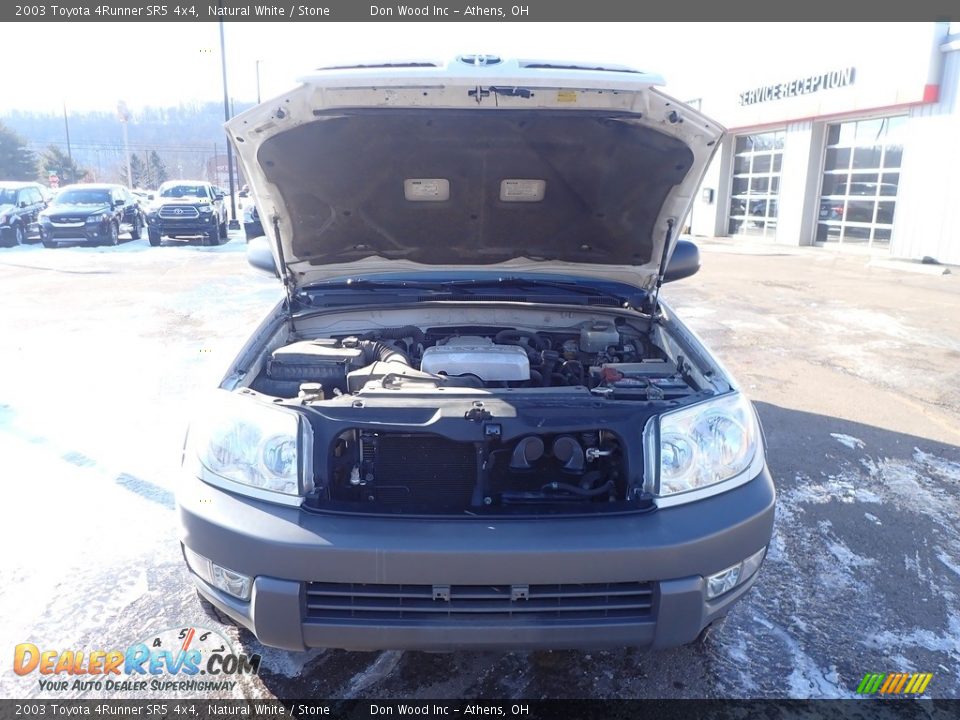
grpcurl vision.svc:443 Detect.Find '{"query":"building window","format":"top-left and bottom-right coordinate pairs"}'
top-left (728, 130), bottom-right (785, 239)
top-left (817, 116), bottom-right (905, 247)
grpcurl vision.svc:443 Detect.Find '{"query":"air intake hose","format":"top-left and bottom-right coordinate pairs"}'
top-left (358, 340), bottom-right (410, 366)
top-left (361, 326), bottom-right (426, 344)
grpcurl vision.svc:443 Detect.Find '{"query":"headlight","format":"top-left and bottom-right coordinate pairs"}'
top-left (198, 204), bottom-right (214, 214)
top-left (86, 214), bottom-right (109, 223)
top-left (654, 392), bottom-right (760, 498)
top-left (190, 391), bottom-right (311, 500)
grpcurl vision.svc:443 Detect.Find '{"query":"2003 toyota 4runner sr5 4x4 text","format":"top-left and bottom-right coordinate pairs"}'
top-left (177, 56), bottom-right (776, 652)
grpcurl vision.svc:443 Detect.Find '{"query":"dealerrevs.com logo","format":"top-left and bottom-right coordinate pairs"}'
top-left (13, 626), bottom-right (261, 693)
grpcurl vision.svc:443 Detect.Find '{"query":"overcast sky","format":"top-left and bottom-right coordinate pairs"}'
top-left (3, 22), bottom-right (956, 116)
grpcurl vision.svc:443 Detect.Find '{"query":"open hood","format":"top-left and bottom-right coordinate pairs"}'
top-left (227, 57), bottom-right (724, 292)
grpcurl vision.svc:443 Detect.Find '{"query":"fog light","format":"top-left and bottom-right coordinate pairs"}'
top-left (741, 547), bottom-right (767, 582)
top-left (706, 545), bottom-right (767, 599)
top-left (707, 564), bottom-right (741, 599)
top-left (183, 546), bottom-right (252, 601)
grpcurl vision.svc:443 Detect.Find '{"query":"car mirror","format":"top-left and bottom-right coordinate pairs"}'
top-left (214, 193), bottom-right (225, 201)
top-left (247, 235), bottom-right (279, 278)
top-left (662, 239), bottom-right (700, 283)
top-left (114, 199), bottom-right (125, 207)
top-left (19, 201), bottom-right (27, 208)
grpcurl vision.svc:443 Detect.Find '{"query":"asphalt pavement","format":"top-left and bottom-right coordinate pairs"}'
top-left (0, 234), bottom-right (958, 699)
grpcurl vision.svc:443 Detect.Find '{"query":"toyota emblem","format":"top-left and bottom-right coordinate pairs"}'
top-left (174, 208), bottom-right (184, 215)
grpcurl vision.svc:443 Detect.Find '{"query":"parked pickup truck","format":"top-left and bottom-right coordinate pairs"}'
top-left (147, 180), bottom-right (228, 246)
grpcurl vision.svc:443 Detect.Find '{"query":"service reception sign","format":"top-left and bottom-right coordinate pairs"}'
top-left (706, 23), bottom-right (946, 130)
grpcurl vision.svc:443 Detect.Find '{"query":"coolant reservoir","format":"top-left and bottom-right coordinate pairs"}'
top-left (421, 336), bottom-right (530, 382)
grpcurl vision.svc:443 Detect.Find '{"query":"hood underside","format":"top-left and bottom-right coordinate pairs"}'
top-left (227, 60), bottom-right (724, 290)
top-left (261, 109), bottom-right (692, 269)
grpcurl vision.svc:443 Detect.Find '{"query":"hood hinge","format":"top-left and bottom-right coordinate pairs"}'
top-left (647, 218), bottom-right (675, 322)
top-left (272, 215), bottom-right (297, 319)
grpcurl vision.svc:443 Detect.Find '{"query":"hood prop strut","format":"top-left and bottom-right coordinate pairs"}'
top-left (272, 215), bottom-right (296, 319)
top-left (647, 218), bottom-right (675, 323)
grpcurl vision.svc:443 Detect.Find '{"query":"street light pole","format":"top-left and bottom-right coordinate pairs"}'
top-left (256, 60), bottom-right (261, 104)
top-left (62, 102), bottom-right (73, 166)
top-left (219, 18), bottom-right (240, 229)
top-left (117, 100), bottom-right (132, 188)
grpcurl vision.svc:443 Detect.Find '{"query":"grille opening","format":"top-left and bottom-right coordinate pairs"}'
top-left (305, 581), bottom-right (656, 622)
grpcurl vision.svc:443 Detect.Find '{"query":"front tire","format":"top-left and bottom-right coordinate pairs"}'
top-left (202, 231), bottom-right (218, 247)
top-left (148, 229), bottom-right (161, 247)
top-left (219, 219), bottom-right (228, 240)
top-left (42, 238), bottom-right (59, 249)
top-left (106, 221), bottom-right (119, 246)
top-left (130, 215), bottom-right (142, 240)
top-left (13, 224), bottom-right (25, 246)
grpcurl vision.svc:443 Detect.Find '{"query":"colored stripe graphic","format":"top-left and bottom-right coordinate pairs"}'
top-left (893, 674), bottom-right (909, 693)
top-left (857, 672), bottom-right (933, 695)
top-left (880, 674), bottom-right (897, 693)
top-left (857, 674), bottom-right (883, 693)
top-left (904, 674), bottom-right (920, 694)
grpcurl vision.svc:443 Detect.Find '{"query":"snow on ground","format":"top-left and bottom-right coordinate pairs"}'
top-left (830, 433), bottom-right (865, 450)
top-left (0, 239), bottom-right (282, 699)
top-left (709, 448), bottom-right (960, 697)
top-left (2, 238), bottom-right (960, 700)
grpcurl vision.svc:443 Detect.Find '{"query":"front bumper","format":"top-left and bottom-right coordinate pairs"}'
top-left (41, 223), bottom-right (107, 242)
top-left (148, 214), bottom-right (218, 236)
top-left (178, 467), bottom-right (775, 652)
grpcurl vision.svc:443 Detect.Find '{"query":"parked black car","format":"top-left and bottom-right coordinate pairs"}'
top-left (0, 181), bottom-right (48, 246)
top-left (147, 180), bottom-right (228, 246)
top-left (38, 184), bottom-right (144, 248)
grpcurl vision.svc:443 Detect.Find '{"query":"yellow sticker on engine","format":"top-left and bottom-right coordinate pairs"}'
top-left (556, 90), bottom-right (577, 103)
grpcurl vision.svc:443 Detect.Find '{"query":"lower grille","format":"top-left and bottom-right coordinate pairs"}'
top-left (50, 227), bottom-right (90, 238)
top-left (304, 581), bottom-right (656, 622)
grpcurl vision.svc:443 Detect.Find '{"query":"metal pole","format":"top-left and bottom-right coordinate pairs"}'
top-left (122, 120), bottom-right (132, 187)
top-left (256, 60), bottom-right (261, 104)
top-left (219, 19), bottom-right (240, 229)
top-left (118, 100), bottom-right (133, 188)
top-left (62, 102), bottom-right (73, 165)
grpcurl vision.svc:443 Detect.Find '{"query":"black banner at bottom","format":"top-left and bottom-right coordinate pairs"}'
top-left (1, 700), bottom-right (958, 720)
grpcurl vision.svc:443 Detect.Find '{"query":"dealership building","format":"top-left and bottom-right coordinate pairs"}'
top-left (687, 22), bottom-right (960, 265)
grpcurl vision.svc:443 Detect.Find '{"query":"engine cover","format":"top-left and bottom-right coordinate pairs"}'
top-left (420, 336), bottom-right (530, 382)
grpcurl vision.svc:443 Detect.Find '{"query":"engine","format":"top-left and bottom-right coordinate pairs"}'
top-left (250, 321), bottom-right (694, 398)
top-left (247, 321), bottom-right (701, 514)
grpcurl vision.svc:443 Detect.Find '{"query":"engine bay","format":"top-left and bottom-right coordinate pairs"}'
top-left (241, 315), bottom-right (715, 515)
top-left (251, 321), bottom-right (699, 400)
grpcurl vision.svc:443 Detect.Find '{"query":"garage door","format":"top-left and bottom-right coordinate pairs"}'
top-left (728, 130), bottom-right (785, 239)
top-left (817, 116), bottom-right (905, 247)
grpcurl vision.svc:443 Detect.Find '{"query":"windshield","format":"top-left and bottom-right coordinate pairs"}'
top-left (54, 189), bottom-right (111, 205)
top-left (0, 189), bottom-right (17, 205)
top-left (160, 185), bottom-right (208, 199)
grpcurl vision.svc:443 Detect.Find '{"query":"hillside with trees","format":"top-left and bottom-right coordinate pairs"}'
top-left (1, 101), bottom-right (253, 188)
